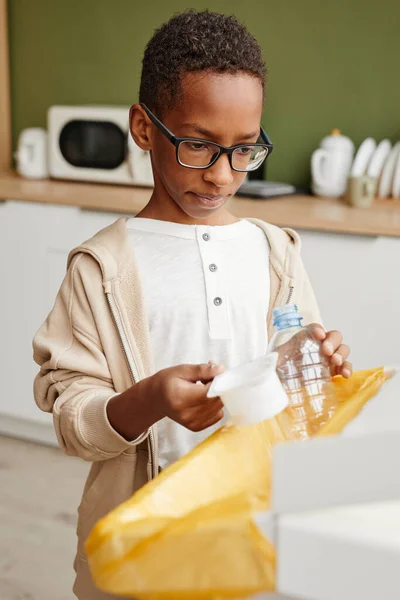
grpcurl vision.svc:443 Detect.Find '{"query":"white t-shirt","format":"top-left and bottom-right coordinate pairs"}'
top-left (127, 217), bottom-right (270, 468)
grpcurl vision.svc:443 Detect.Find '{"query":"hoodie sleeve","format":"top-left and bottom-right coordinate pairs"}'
top-left (278, 226), bottom-right (323, 327)
top-left (33, 253), bottom-right (148, 462)
top-left (295, 253), bottom-right (323, 327)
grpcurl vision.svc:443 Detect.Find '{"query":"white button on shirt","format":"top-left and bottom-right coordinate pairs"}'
top-left (127, 217), bottom-right (270, 468)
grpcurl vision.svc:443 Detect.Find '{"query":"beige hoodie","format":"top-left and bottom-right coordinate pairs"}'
top-left (33, 216), bottom-right (321, 600)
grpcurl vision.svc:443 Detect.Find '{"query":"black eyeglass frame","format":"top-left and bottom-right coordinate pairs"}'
top-left (140, 102), bottom-right (274, 172)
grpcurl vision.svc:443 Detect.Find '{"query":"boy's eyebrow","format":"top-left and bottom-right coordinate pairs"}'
top-left (181, 122), bottom-right (260, 141)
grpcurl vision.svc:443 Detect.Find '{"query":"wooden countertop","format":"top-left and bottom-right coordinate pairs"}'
top-left (1, 171), bottom-right (400, 237)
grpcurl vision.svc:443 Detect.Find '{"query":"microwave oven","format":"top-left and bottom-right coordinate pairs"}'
top-left (47, 105), bottom-right (154, 186)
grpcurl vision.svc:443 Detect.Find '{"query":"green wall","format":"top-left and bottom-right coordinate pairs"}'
top-left (8, 0), bottom-right (400, 186)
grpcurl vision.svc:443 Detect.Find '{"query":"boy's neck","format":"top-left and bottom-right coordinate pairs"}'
top-left (136, 189), bottom-right (239, 226)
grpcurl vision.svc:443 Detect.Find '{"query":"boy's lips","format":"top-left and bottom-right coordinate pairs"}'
top-left (189, 192), bottom-right (228, 208)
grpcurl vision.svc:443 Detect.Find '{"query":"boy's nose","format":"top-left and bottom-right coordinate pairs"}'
top-left (203, 154), bottom-right (234, 188)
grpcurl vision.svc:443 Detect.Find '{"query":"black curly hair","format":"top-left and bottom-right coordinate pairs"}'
top-left (139, 10), bottom-right (267, 116)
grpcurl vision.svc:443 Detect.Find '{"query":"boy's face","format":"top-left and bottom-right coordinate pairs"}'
top-left (134, 72), bottom-right (264, 223)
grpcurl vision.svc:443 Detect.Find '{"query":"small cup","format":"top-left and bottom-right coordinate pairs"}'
top-left (207, 352), bottom-right (288, 426)
top-left (346, 175), bottom-right (377, 207)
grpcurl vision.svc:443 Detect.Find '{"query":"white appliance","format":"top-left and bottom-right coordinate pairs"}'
top-left (47, 105), bottom-right (153, 186)
top-left (311, 129), bottom-right (354, 197)
top-left (15, 127), bottom-right (49, 179)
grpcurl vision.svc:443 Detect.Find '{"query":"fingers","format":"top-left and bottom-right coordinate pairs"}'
top-left (202, 394), bottom-right (224, 413)
top-left (331, 344), bottom-right (350, 367)
top-left (308, 323), bottom-right (326, 341)
top-left (334, 360), bottom-right (352, 379)
top-left (180, 395), bottom-right (225, 432)
top-left (179, 376), bottom-right (223, 407)
top-left (321, 330), bottom-right (343, 356)
top-left (308, 325), bottom-right (345, 359)
top-left (180, 362), bottom-right (225, 384)
top-left (308, 326), bottom-right (351, 379)
top-left (341, 361), bottom-right (352, 378)
top-left (189, 402), bottom-right (225, 431)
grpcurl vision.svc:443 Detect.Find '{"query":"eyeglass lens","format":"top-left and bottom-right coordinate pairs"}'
top-left (178, 141), bottom-right (268, 171)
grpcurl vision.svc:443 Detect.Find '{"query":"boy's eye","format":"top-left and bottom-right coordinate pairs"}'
top-left (237, 146), bottom-right (252, 155)
top-left (188, 142), bottom-right (209, 151)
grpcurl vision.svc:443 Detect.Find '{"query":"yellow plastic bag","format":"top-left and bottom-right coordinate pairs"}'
top-left (86, 367), bottom-right (392, 599)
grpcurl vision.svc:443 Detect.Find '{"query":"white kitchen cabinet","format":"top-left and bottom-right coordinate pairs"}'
top-left (0, 199), bottom-right (122, 444)
top-left (1, 200), bottom-right (399, 445)
top-left (299, 230), bottom-right (400, 371)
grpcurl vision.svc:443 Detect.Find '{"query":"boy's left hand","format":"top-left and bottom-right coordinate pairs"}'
top-left (309, 324), bottom-right (352, 378)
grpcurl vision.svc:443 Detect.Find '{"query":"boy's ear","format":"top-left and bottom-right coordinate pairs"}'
top-left (129, 104), bottom-right (153, 151)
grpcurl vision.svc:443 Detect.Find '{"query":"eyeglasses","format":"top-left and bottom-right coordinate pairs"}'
top-left (140, 103), bottom-right (274, 172)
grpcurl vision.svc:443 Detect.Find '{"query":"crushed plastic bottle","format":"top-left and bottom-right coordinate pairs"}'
top-left (269, 304), bottom-right (338, 439)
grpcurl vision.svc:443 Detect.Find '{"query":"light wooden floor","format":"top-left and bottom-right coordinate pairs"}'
top-left (0, 435), bottom-right (89, 600)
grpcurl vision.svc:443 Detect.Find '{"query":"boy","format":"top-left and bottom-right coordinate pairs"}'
top-left (33, 10), bottom-right (351, 600)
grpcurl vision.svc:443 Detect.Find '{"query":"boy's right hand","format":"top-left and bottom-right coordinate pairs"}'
top-left (146, 363), bottom-right (225, 432)
top-left (107, 363), bottom-right (225, 440)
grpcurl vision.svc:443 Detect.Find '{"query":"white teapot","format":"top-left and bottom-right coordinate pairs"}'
top-left (311, 129), bottom-right (354, 197)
